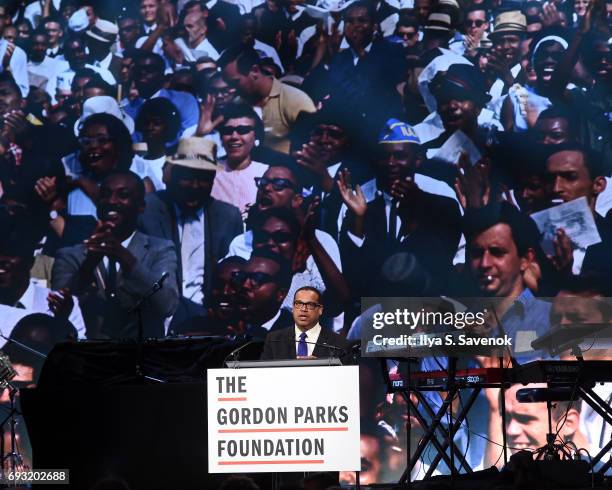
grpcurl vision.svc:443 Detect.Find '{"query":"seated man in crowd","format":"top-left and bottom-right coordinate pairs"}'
top-left (138, 138), bottom-right (243, 330)
top-left (52, 170), bottom-right (178, 339)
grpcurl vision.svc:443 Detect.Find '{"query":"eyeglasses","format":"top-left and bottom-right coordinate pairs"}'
top-left (79, 135), bottom-right (112, 146)
top-left (311, 127), bottom-right (345, 139)
top-left (219, 125), bottom-right (255, 136)
top-left (255, 177), bottom-right (297, 192)
top-left (254, 230), bottom-right (295, 244)
top-left (293, 300), bottom-right (321, 311)
top-left (465, 19), bottom-right (486, 27)
top-left (231, 270), bottom-right (275, 288)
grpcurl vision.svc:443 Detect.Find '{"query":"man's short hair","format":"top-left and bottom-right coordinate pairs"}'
top-left (545, 142), bottom-right (607, 179)
top-left (294, 286), bottom-right (323, 303)
top-left (251, 206), bottom-right (300, 237)
top-left (249, 248), bottom-right (293, 288)
top-left (221, 103), bottom-right (265, 141)
top-left (135, 51), bottom-right (165, 74)
top-left (218, 44), bottom-right (261, 74)
top-left (101, 170), bottom-right (146, 205)
top-left (536, 104), bottom-right (578, 136)
top-left (344, 0), bottom-right (376, 21)
top-left (463, 202), bottom-right (542, 257)
top-left (0, 72), bottom-right (22, 98)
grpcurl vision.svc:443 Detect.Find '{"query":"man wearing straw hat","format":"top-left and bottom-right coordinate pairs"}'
top-left (138, 137), bottom-right (243, 331)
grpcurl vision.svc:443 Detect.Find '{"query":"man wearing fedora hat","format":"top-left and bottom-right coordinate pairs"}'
top-left (138, 137), bottom-right (243, 330)
top-left (85, 18), bottom-right (122, 83)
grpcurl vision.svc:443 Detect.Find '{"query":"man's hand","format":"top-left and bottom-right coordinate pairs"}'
top-left (294, 142), bottom-right (334, 192)
top-left (487, 49), bottom-right (514, 85)
top-left (391, 176), bottom-right (421, 208)
top-left (34, 176), bottom-right (58, 206)
top-left (548, 228), bottom-right (574, 274)
top-left (1, 110), bottom-right (28, 144)
top-left (541, 2), bottom-right (564, 27)
top-left (453, 153), bottom-right (491, 210)
top-left (157, 1), bottom-right (177, 28)
top-left (83, 222), bottom-right (136, 272)
top-left (196, 94), bottom-right (224, 136)
top-left (337, 169), bottom-right (367, 217)
top-left (47, 288), bottom-right (74, 320)
top-left (2, 41), bottom-right (14, 69)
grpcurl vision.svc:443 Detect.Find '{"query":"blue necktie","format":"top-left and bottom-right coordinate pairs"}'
top-left (297, 332), bottom-right (308, 357)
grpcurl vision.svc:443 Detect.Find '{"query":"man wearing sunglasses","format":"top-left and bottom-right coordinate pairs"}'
top-left (463, 6), bottom-right (489, 49)
top-left (261, 285), bottom-right (350, 360)
top-left (233, 248), bottom-right (293, 333)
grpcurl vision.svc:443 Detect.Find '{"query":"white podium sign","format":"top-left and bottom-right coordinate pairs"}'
top-left (207, 365), bottom-right (360, 473)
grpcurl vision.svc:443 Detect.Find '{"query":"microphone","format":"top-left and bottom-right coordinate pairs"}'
top-left (265, 338), bottom-right (348, 356)
top-left (223, 340), bottom-right (255, 367)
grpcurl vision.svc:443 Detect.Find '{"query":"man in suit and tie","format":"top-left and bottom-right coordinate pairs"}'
top-left (261, 286), bottom-right (350, 360)
top-left (52, 171), bottom-right (179, 339)
top-left (337, 118), bottom-right (462, 298)
top-left (137, 137), bottom-right (243, 330)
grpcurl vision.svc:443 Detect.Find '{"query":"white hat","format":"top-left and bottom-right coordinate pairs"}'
top-left (74, 96), bottom-right (135, 136)
top-left (68, 8), bottom-right (89, 32)
top-left (85, 19), bottom-right (119, 43)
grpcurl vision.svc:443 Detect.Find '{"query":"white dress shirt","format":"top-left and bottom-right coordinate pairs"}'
top-left (294, 322), bottom-right (322, 357)
top-left (177, 206), bottom-right (206, 304)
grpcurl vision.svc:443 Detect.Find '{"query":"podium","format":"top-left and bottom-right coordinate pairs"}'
top-left (207, 362), bottom-right (360, 475)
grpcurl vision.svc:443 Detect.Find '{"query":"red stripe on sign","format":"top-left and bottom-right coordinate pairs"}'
top-left (219, 460), bottom-right (325, 465)
top-left (218, 427), bottom-right (348, 433)
top-left (218, 397), bottom-right (247, 401)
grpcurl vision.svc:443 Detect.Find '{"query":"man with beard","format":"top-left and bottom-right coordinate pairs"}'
top-left (138, 138), bottom-right (243, 330)
top-left (181, 11), bottom-right (219, 60)
top-left (52, 171), bottom-right (179, 339)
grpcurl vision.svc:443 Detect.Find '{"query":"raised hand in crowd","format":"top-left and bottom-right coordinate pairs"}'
top-left (47, 288), bottom-right (75, 321)
top-left (337, 168), bottom-right (367, 239)
top-left (196, 94), bottom-right (224, 136)
top-left (2, 41), bottom-right (14, 69)
top-left (295, 141), bottom-right (335, 193)
top-left (453, 153), bottom-right (491, 210)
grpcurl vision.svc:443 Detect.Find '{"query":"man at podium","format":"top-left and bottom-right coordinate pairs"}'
top-left (260, 286), bottom-right (350, 360)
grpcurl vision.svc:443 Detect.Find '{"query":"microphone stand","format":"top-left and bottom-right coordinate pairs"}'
top-left (127, 273), bottom-right (169, 382)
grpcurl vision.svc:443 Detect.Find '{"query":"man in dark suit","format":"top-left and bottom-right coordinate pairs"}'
top-left (52, 171), bottom-right (179, 339)
top-left (261, 286), bottom-right (350, 360)
top-left (337, 119), bottom-right (462, 298)
top-left (137, 137), bottom-right (243, 330)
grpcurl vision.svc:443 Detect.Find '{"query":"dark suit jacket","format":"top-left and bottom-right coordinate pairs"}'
top-left (261, 324), bottom-right (351, 362)
top-left (51, 231), bottom-right (179, 339)
top-left (340, 189), bottom-right (461, 297)
top-left (137, 192), bottom-right (243, 325)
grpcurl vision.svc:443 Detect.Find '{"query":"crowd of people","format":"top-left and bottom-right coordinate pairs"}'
top-left (0, 0), bottom-right (610, 485)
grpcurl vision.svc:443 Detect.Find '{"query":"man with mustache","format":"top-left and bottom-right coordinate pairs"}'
top-left (137, 137), bottom-right (243, 331)
top-left (51, 170), bottom-right (179, 339)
